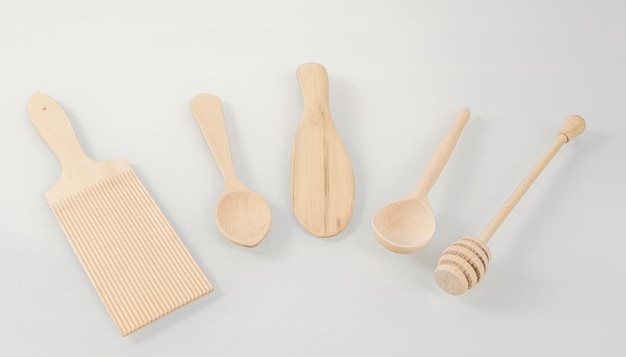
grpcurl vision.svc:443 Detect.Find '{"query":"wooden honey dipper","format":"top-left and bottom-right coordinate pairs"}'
top-left (434, 115), bottom-right (585, 295)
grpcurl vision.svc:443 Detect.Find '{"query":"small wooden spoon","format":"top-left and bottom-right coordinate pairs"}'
top-left (372, 108), bottom-right (471, 253)
top-left (434, 115), bottom-right (585, 295)
top-left (290, 63), bottom-right (355, 237)
top-left (190, 93), bottom-right (271, 247)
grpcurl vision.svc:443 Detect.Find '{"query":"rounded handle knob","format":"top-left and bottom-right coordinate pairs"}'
top-left (559, 115), bottom-right (585, 142)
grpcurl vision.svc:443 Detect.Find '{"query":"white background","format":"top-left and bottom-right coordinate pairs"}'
top-left (1, 0), bottom-right (624, 355)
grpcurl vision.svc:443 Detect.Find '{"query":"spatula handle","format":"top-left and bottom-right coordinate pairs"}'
top-left (27, 93), bottom-right (91, 168)
top-left (190, 93), bottom-right (239, 187)
top-left (413, 108), bottom-right (471, 196)
top-left (297, 63), bottom-right (331, 125)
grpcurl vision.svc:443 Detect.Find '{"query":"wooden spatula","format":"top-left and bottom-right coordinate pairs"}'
top-left (290, 63), bottom-right (355, 237)
top-left (28, 93), bottom-right (213, 336)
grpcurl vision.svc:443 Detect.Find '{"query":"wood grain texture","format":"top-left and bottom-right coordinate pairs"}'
top-left (477, 115), bottom-right (585, 244)
top-left (290, 63), bottom-right (355, 238)
top-left (190, 93), bottom-right (271, 247)
top-left (28, 93), bottom-right (212, 335)
top-left (434, 115), bottom-right (585, 295)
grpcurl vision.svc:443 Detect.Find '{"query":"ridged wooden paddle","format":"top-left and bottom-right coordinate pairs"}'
top-left (190, 93), bottom-right (271, 247)
top-left (290, 63), bottom-right (355, 238)
top-left (434, 115), bottom-right (585, 295)
top-left (28, 93), bottom-right (213, 336)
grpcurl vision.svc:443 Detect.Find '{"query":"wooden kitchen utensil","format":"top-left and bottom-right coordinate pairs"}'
top-left (28, 93), bottom-right (213, 336)
top-left (190, 93), bottom-right (271, 247)
top-left (372, 108), bottom-right (471, 253)
top-left (290, 63), bottom-right (355, 237)
top-left (434, 115), bottom-right (585, 295)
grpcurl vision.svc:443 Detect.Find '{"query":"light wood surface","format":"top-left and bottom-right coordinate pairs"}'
top-left (28, 93), bottom-right (213, 336)
top-left (190, 93), bottom-right (271, 247)
top-left (372, 108), bottom-right (471, 253)
top-left (434, 115), bottom-right (586, 295)
top-left (290, 63), bottom-right (355, 237)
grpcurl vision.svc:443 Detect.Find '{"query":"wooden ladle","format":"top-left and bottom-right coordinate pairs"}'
top-left (372, 108), bottom-right (471, 253)
top-left (434, 115), bottom-right (585, 295)
top-left (190, 93), bottom-right (271, 247)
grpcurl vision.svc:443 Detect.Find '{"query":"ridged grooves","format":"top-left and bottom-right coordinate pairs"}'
top-left (50, 169), bottom-right (212, 336)
top-left (438, 254), bottom-right (478, 288)
top-left (435, 237), bottom-right (491, 294)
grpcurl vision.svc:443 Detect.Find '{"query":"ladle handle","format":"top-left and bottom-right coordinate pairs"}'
top-left (190, 93), bottom-right (240, 187)
top-left (478, 115), bottom-right (585, 243)
top-left (413, 108), bottom-right (471, 196)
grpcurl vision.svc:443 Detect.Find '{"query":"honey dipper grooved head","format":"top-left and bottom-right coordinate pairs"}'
top-left (434, 236), bottom-right (491, 295)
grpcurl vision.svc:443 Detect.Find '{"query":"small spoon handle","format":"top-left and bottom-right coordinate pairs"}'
top-left (413, 108), bottom-right (471, 196)
top-left (477, 115), bottom-right (585, 243)
top-left (190, 93), bottom-right (239, 187)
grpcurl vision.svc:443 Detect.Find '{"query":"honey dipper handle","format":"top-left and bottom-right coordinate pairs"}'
top-left (478, 115), bottom-right (585, 243)
top-left (190, 93), bottom-right (240, 187)
top-left (413, 108), bottom-right (471, 196)
top-left (27, 93), bottom-right (91, 169)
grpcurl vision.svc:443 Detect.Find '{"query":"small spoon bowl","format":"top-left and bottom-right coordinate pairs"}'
top-left (372, 196), bottom-right (435, 253)
top-left (215, 188), bottom-right (271, 247)
top-left (190, 93), bottom-right (272, 247)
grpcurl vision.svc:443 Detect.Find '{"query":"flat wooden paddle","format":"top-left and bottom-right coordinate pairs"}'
top-left (290, 63), bottom-right (355, 237)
